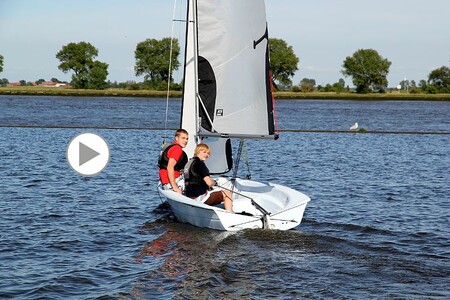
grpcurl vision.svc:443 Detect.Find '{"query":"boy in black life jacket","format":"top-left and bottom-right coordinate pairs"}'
top-left (184, 143), bottom-right (233, 212)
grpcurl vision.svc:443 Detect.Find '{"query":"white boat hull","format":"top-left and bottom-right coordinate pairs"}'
top-left (158, 177), bottom-right (310, 231)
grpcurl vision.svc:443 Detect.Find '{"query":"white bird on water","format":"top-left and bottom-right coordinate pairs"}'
top-left (350, 122), bottom-right (358, 131)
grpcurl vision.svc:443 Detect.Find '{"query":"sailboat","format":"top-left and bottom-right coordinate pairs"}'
top-left (158, 0), bottom-right (310, 231)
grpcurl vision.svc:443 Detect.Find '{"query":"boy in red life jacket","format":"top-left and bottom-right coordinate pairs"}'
top-left (158, 129), bottom-right (189, 194)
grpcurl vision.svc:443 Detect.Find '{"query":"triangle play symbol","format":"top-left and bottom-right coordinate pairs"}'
top-left (79, 142), bottom-right (100, 166)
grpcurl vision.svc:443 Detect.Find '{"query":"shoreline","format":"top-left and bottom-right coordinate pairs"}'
top-left (1, 87), bottom-right (450, 101)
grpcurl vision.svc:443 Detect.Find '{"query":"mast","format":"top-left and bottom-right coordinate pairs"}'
top-left (181, 0), bottom-right (201, 157)
top-left (192, 0), bottom-right (200, 138)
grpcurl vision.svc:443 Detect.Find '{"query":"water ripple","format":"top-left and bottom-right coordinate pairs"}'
top-left (0, 97), bottom-right (449, 299)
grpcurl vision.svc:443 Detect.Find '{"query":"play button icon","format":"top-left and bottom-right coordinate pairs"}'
top-left (66, 132), bottom-right (110, 176)
top-left (79, 142), bottom-right (100, 166)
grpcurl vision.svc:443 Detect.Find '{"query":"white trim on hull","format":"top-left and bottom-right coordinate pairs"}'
top-left (158, 177), bottom-right (310, 231)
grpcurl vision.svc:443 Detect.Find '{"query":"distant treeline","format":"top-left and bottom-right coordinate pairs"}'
top-left (0, 41), bottom-right (449, 94)
top-left (1, 86), bottom-right (450, 101)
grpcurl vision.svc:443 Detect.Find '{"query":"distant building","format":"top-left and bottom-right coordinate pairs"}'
top-left (6, 81), bottom-right (72, 88)
top-left (41, 81), bottom-right (57, 87)
top-left (39, 82), bottom-right (71, 88)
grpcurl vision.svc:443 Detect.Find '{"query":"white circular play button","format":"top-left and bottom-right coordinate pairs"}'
top-left (66, 132), bottom-right (110, 176)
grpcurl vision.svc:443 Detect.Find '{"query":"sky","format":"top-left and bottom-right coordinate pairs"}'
top-left (1, 0), bottom-right (449, 87)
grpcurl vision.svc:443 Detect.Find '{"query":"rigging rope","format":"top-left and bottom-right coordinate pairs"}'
top-left (242, 141), bottom-right (252, 179)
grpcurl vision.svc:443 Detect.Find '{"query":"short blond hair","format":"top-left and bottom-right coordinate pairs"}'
top-left (194, 143), bottom-right (210, 156)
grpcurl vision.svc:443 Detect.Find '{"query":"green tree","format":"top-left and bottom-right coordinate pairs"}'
top-left (318, 79), bottom-right (346, 93)
top-left (56, 42), bottom-right (109, 89)
top-left (135, 37), bottom-right (180, 88)
top-left (0, 78), bottom-right (8, 86)
top-left (269, 38), bottom-right (299, 89)
top-left (342, 49), bottom-right (391, 93)
top-left (331, 78), bottom-right (346, 93)
top-left (419, 79), bottom-right (427, 90)
top-left (399, 79), bottom-right (410, 91)
top-left (299, 78), bottom-right (316, 92)
top-left (87, 61), bottom-right (108, 89)
top-left (0, 54), bottom-right (3, 73)
top-left (427, 66), bottom-right (450, 93)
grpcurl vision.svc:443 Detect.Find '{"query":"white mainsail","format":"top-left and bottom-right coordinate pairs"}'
top-left (181, 0), bottom-right (276, 173)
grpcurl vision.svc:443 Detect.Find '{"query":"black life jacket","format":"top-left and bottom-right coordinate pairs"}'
top-left (158, 144), bottom-right (188, 171)
top-left (184, 157), bottom-right (204, 186)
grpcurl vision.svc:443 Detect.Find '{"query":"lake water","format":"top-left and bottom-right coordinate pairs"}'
top-left (0, 96), bottom-right (449, 299)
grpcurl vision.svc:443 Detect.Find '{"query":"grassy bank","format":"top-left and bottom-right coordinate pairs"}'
top-left (0, 86), bottom-right (181, 98)
top-left (274, 91), bottom-right (450, 101)
top-left (1, 86), bottom-right (450, 101)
